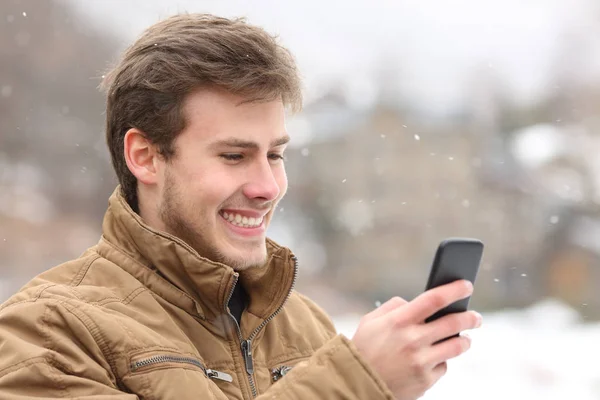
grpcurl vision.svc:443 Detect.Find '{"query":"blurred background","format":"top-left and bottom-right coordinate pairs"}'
top-left (1, 0), bottom-right (599, 398)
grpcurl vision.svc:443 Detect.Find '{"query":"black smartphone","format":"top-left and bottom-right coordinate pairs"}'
top-left (424, 238), bottom-right (484, 332)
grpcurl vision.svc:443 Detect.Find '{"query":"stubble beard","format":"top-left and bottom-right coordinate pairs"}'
top-left (158, 171), bottom-right (268, 271)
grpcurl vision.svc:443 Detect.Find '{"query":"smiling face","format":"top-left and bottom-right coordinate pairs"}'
top-left (132, 88), bottom-right (289, 271)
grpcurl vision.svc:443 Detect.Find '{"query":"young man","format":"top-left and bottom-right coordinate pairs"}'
top-left (0, 14), bottom-right (482, 399)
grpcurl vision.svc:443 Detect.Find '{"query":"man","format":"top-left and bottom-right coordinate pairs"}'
top-left (0, 14), bottom-right (482, 399)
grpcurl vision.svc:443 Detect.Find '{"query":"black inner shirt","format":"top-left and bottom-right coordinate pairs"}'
top-left (227, 281), bottom-right (248, 326)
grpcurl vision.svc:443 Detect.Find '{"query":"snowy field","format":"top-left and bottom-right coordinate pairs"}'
top-left (333, 299), bottom-right (600, 400)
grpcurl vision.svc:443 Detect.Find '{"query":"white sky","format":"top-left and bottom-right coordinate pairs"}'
top-left (66, 0), bottom-right (600, 114)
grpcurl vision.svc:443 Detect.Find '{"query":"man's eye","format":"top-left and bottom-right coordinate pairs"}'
top-left (221, 154), bottom-right (243, 161)
top-left (268, 153), bottom-right (285, 161)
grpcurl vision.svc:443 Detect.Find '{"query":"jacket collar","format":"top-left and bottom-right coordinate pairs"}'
top-left (97, 187), bottom-right (297, 328)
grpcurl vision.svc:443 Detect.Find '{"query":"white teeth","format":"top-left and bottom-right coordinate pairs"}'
top-left (222, 212), bottom-right (264, 228)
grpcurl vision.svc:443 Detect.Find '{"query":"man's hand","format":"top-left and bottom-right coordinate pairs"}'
top-left (351, 280), bottom-right (482, 400)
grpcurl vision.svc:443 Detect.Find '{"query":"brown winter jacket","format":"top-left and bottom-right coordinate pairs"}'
top-left (0, 187), bottom-right (394, 399)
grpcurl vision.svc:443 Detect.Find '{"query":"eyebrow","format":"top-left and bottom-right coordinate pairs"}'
top-left (210, 135), bottom-right (290, 150)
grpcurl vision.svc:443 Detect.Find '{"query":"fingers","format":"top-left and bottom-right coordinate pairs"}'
top-left (423, 311), bottom-right (482, 344)
top-left (399, 280), bottom-right (473, 324)
top-left (365, 296), bottom-right (408, 321)
top-left (423, 334), bottom-right (472, 367)
top-left (429, 361), bottom-right (448, 386)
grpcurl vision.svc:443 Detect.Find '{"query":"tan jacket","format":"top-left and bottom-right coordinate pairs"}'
top-left (0, 188), bottom-right (393, 399)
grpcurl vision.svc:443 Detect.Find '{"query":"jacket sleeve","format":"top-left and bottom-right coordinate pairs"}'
top-left (0, 298), bottom-right (138, 399)
top-left (256, 334), bottom-right (395, 400)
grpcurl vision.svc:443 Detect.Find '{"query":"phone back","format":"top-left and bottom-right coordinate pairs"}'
top-left (425, 238), bottom-right (484, 323)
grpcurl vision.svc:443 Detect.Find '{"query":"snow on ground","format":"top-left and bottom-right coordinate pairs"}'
top-left (333, 299), bottom-right (600, 399)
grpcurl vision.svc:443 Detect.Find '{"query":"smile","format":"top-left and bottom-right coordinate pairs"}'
top-left (219, 211), bottom-right (264, 228)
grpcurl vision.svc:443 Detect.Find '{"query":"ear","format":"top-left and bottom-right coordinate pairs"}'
top-left (123, 128), bottom-right (161, 185)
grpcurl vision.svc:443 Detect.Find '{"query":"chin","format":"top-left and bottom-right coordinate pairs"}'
top-left (225, 248), bottom-right (268, 271)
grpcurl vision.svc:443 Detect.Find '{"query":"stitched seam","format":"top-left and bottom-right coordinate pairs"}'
top-left (279, 343), bottom-right (345, 388)
top-left (91, 286), bottom-right (148, 306)
top-left (204, 361), bottom-right (235, 370)
top-left (99, 237), bottom-right (151, 270)
top-left (69, 254), bottom-right (101, 286)
top-left (0, 356), bottom-right (47, 378)
top-left (99, 238), bottom-right (201, 311)
top-left (140, 373), bottom-right (155, 400)
top-left (341, 336), bottom-right (394, 399)
top-left (2, 285), bottom-right (148, 314)
top-left (215, 269), bottom-right (230, 319)
top-left (59, 300), bottom-right (120, 386)
top-left (125, 300), bottom-right (200, 356)
top-left (41, 303), bottom-right (71, 397)
top-left (0, 283), bottom-right (57, 312)
top-left (265, 351), bottom-right (313, 367)
top-left (0, 357), bottom-right (80, 391)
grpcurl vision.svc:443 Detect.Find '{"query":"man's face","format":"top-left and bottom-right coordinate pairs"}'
top-left (156, 88), bottom-right (289, 271)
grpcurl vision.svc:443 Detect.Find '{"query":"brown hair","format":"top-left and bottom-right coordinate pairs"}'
top-left (101, 13), bottom-right (302, 211)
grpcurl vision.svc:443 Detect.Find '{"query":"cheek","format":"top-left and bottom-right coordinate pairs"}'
top-left (187, 168), bottom-right (241, 208)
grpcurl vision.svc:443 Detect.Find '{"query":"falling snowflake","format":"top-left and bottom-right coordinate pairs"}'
top-left (1, 86), bottom-right (12, 98)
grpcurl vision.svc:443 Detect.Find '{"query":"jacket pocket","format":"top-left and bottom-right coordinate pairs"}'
top-left (129, 351), bottom-right (233, 383)
top-left (122, 351), bottom-right (236, 400)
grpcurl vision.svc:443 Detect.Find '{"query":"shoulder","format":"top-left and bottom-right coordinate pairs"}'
top-left (2, 246), bottom-right (149, 310)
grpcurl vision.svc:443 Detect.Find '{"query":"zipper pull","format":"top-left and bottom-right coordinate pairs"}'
top-left (241, 339), bottom-right (254, 375)
top-left (206, 369), bottom-right (233, 383)
top-left (271, 365), bottom-right (293, 382)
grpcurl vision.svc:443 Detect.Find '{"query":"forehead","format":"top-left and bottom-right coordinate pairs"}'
top-left (180, 87), bottom-right (287, 145)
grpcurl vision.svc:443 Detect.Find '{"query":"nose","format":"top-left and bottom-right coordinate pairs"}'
top-left (242, 158), bottom-right (282, 202)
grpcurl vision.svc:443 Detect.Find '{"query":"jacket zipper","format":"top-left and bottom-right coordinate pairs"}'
top-left (271, 365), bottom-right (293, 382)
top-left (130, 355), bottom-right (233, 382)
top-left (225, 255), bottom-right (299, 398)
